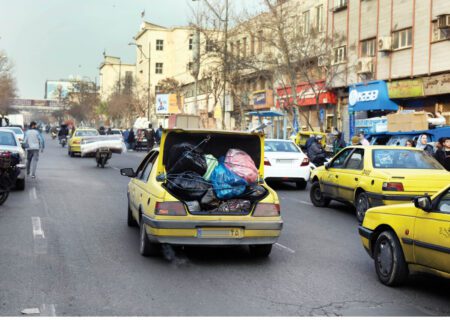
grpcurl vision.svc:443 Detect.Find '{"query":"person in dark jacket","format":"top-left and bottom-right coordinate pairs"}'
top-left (155, 124), bottom-right (163, 145)
top-left (308, 135), bottom-right (327, 167)
top-left (305, 135), bottom-right (316, 151)
top-left (127, 128), bottom-right (136, 150)
top-left (435, 137), bottom-right (450, 171)
top-left (145, 124), bottom-right (155, 151)
top-left (333, 132), bottom-right (346, 155)
top-left (416, 134), bottom-right (434, 157)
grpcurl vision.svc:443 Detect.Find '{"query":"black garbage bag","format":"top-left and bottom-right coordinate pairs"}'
top-left (167, 143), bottom-right (207, 176)
top-left (239, 185), bottom-right (268, 201)
top-left (166, 171), bottom-right (210, 201)
top-left (200, 188), bottom-right (221, 210)
top-left (210, 199), bottom-right (252, 213)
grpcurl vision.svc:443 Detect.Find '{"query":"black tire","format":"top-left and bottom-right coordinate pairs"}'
top-left (0, 192), bottom-right (9, 205)
top-left (249, 244), bottom-right (272, 258)
top-left (310, 181), bottom-right (330, 207)
top-left (101, 157), bottom-right (106, 168)
top-left (296, 181), bottom-right (307, 190)
top-left (127, 201), bottom-right (138, 227)
top-left (373, 231), bottom-right (409, 286)
top-left (355, 192), bottom-right (370, 223)
top-left (15, 178), bottom-right (25, 191)
top-left (139, 220), bottom-right (160, 257)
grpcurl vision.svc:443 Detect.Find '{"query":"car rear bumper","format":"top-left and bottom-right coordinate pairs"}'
top-left (264, 167), bottom-right (310, 181)
top-left (142, 214), bottom-right (283, 246)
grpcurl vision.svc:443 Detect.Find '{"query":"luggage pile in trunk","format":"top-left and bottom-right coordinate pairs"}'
top-left (165, 142), bottom-right (268, 214)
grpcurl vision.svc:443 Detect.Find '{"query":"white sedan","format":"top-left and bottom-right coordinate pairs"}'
top-left (0, 128), bottom-right (26, 190)
top-left (264, 139), bottom-right (310, 190)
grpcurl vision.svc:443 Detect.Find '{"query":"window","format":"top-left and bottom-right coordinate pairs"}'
top-left (361, 38), bottom-right (376, 57)
top-left (242, 37), bottom-right (247, 57)
top-left (437, 189), bottom-right (450, 213)
top-left (156, 39), bottom-right (164, 51)
top-left (251, 34), bottom-right (255, 55)
top-left (333, 46), bottom-right (347, 64)
top-left (345, 149), bottom-right (364, 170)
top-left (316, 5), bottom-right (324, 32)
top-left (257, 30), bottom-right (263, 54)
top-left (155, 63), bottom-right (163, 74)
top-left (372, 149), bottom-right (442, 169)
top-left (392, 28), bottom-right (412, 50)
top-left (330, 148), bottom-right (353, 168)
top-left (189, 36), bottom-right (193, 50)
top-left (0, 132), bottom-right (16, 146)
top-left (139, 153), bottom-right (158, 182)
top-left (302, 10), bottom-right (310, 35)
top-left (432, 21), bottom-right (450, 42)
top-left (236, 40), bottom-right (241, 58)
top-left (155, 85), bottom-right (163, 94)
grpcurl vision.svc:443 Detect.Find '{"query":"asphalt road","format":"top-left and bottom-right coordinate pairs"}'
top-left (0, 135), bottom-right (449, 316)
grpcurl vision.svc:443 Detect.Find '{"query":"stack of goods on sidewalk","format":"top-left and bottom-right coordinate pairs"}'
top-left (164, 142), bottom-right (267, 214)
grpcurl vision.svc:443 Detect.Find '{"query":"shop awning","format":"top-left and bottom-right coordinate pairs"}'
top-left (349, 80), bottom-right (398, 112)
top-left (247, 111), bottom-right (284, 117)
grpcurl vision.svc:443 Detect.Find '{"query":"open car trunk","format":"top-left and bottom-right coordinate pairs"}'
top-left (160, 130), bottom-right (268, 215)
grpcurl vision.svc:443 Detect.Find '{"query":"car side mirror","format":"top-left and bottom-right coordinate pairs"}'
top-left (414, 196), bottom-right (432, 212)
top-left (325, 162), bottom-right (331, 170)
top-left (120, 168), bottom-right (136, 178)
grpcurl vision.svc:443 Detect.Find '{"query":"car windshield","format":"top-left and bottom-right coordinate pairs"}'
top-left (0, 132), bottom-right (17, 146)
top-left (75, 130), bottom-right (98, 137)
top-left (372, 149), bottom-right (443, 169)
top-left (265, 141), bottom-right (300, 153)
top-left (110, 130), bottom-right (121, 134)
top-left (7, 127), bottom-right (23, 135)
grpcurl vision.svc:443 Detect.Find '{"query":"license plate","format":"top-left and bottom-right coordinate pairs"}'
top-left (277, 159), bottom-right (293, 164)
top-left (197, 228), bottom-right (243, 238)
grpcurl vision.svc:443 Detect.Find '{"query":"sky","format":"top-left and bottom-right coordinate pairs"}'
top-left (0, 0), bottom-right (260, 99)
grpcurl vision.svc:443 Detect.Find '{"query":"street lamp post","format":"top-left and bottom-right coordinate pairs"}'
top-left (129, 41), bottom-right (151, 122)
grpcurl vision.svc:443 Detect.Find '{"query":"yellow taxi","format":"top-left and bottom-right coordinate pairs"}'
top-left (310, 146), bottom-right (450, 222)
top-left (292, 131), bottom-right (327, 149)
top-left (120, 129), bottom-right (283, 258)
top-left (68, 128), bottom-right (99, 157)
top-left (359, 184), bottom-right (450, 286)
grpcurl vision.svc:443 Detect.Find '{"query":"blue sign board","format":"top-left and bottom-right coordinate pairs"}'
top-left (348, 80), bottom-right (398, 112)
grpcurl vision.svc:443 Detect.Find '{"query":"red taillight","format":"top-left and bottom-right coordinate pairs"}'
top-left (301, 157), bottom-right (310, 166)
top-left (264, 158), bottom-right (271, 166)
top-left (253, 203), bottom-right (280, 217)
top-left (383, 182), bottom-right (404, 192)
top-left (155, 202), bottom-right (186, 216)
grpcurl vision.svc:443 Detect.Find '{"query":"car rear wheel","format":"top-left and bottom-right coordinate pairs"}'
top-left (249, 244), bottom-right (272, 258)
top-left (15, 178), bottom-right (25, 191)
top-left (373, 231), bottom-right (408, 286)
top-left (356, 192), bottom-right (370, 223)
top-left (296, 181), bottom-right (307, 190)
top-left (139, 220), bottom-right (160, 257)
top-left (0, 192), bottom-right (9, 205)
top-left (310, 181), bottom-right (330, 207)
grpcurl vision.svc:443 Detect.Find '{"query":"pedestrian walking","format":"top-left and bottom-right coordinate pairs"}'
top-left (127, 128), bottom-right (136, 150)
top-left (155, 124), bottom-right (163, 145)
top-left (333, 132), bottom-right (346, 155)
top-left (23, 121), bottom-right (45, 179)
top-left (435, 137), bottom-right (450, 171)
top-left (123, 128), bottom-right (130, 149)
top-left (416, 134), bottom-right (434, 156)
top-left (145, 124), bottom-right (155, 151)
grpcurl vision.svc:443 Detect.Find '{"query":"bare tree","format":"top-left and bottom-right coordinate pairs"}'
top-left (67, 80), bottom-right (99, 123)
top-left (0, 51), bottom-right (17, 115)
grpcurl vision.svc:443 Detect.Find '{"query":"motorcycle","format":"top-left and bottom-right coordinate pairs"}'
top-left (96, 147), bottom-right (112, 168)
top-left (51, 132), bottom-right (57, 140)
top-left (60, 136), bottom-right (67, 148)
top-left (0, 151), bottom-right (22, 205)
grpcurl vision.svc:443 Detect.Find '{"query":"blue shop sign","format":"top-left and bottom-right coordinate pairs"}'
top-left (348, 80), bottom-right (398, 112)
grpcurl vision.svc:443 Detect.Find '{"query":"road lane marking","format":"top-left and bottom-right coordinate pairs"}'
top-left (41, 304), bottom-right (56, 316)
top-left (111, 166), bottom-right (120, 171)
top-left (29, 187), bottom-right (38, 201)
top-left (275, 243), bottom-right (295, 253)
top-left (293, 199), bottom-right (313, 206)
top-left (32, 217), bottom-right (45, 239)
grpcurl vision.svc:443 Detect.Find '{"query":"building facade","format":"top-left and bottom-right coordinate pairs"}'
top-left (99, 56), bottom-right (135, 102)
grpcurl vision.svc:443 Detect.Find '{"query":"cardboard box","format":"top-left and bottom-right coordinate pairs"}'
top-left (387, 112), bottom-right (429, 132)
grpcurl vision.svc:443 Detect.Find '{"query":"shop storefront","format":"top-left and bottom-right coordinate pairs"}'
top-left (276, 81), bottom-right (337, 132)
top-left (348, 80), bottom-right (398, 138)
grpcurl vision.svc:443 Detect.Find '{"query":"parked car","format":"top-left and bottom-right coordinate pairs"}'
top-left (5, 126), bottom-right (24, 143)
top-left (0, 128), bottom-right (26, 190)
top-left (120, 129), bottom-right (283, 258)
top-left (108, 128), bottom-right (122, 136)
top-left (264, 139), bottom-right (310, 189)
top-left (359, 184), bottom-right (450, 286)
top-left (68, 128), bottom-right (99, 157)
top-left (309, 146), bottom-right (450, 222)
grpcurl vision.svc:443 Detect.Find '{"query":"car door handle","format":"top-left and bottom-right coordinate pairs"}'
top-left (335, 175), bottom-right (339, 178)
top-left (147, 198), bottom-right (151, 205)
top-left (355, 178), bottom-right (359, 181)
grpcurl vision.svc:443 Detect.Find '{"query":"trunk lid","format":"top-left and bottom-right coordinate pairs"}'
top-left (380, 169), bottom-right (450, 193)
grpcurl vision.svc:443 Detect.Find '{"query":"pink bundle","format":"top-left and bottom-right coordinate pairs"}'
top-left (224, 149), bottom-right (258, 184)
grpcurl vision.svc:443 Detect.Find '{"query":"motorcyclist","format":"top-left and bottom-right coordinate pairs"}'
top-left (99, 126), bottom-right (106, 135)
top-left (58, 124), bottom-right (69, 142)
top-left (308, 135), bottom-right (327, 167)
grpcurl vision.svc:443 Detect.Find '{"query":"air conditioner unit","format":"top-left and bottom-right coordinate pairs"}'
top-left (378, 37), bottom-right (392, 52)
top-left (438, 14), bottom-right (450, 29)
top-left (357, 57), bottom-right (374, 74)
top-left (333, 0), bottom-right (348, 12)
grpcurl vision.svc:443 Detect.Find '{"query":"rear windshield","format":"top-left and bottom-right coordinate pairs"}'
top-left (265, 141), bottom-right (300, 153)
top-left (373, 149), bottom-right (443, 169)
top-left (75, 130), bottom-right (99, 137)
top-left (7, 127), bottom-right (23, 135)
top-left (0, 132), bottom-right (17, 146)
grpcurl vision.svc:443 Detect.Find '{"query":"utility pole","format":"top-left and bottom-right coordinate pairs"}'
top-left (192, 0), bottom-right (201, 118)
top-left (129, 41), bottom-right (151, 122)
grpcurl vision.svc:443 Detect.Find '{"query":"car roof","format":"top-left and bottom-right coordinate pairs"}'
top-left (265, 139), bottom-right (296, 143)
top-left (344, 145), bottom-right (420, 150)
